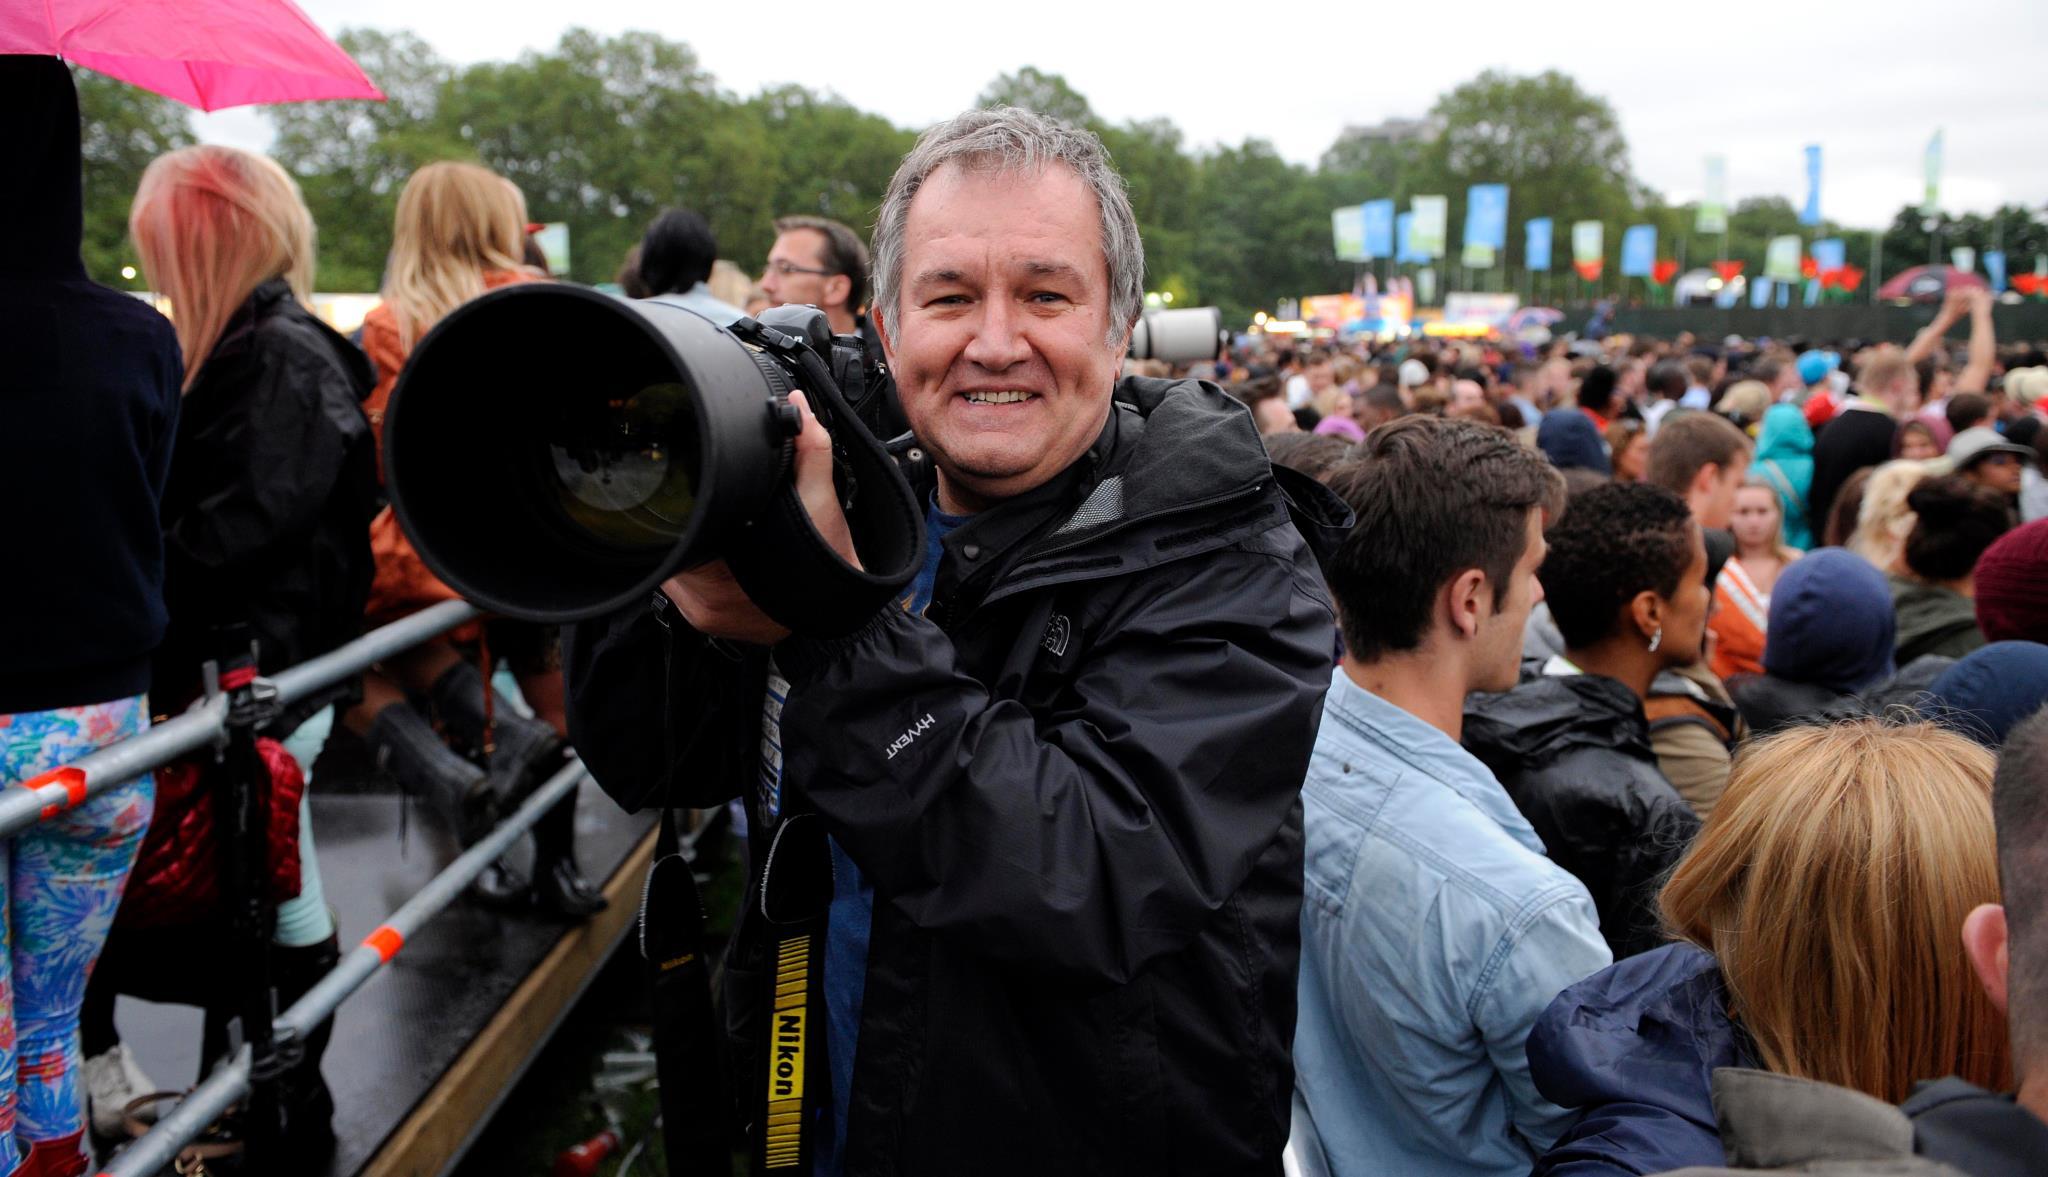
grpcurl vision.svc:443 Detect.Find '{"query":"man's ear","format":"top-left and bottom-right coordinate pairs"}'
top-left (1446, 568), bottom-right (1488, 642)
top-left (1690, 462), bottom-right (1722, 501)
top-left (824, 273), bottom-right (853, 312)
top-left (1962, 903), bottom-right (2011, 1015)
top-left (872, 307), bottom-right (896, 367)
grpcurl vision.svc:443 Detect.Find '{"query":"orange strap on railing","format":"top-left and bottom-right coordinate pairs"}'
top-left (18, 767), bottom-right (88, 821)
top-left (363, 924), bottom-right (405, 963)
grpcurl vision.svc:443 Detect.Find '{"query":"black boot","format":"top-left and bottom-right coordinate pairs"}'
top-left (428, 661), bottom-right (566, 813)
top-left (366, 703), bottom-right (496, 844)
top-left (531, 793), bottom-right (606, 919)
top-left (271, 933), bottom-right (339, 1160)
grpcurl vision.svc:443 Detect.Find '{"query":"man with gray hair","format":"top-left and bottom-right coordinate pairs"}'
top-left (568, 106), bottom-right (1341, 1173)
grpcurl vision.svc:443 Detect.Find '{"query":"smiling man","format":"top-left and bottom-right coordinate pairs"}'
top-left (568, 107), bottom-right (1341, 1174)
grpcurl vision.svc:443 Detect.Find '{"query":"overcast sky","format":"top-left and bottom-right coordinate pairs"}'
top-left (194, 0), bottom-right (2048, 231)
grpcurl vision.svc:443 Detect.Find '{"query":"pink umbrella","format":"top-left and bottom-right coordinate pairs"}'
top-left (1, 0), bottom-right (383, 110)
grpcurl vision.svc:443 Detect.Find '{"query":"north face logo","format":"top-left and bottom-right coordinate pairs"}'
top-left (1041, 613), bottom-right (1072, 658)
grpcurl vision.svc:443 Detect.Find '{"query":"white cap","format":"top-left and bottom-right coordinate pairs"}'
top-left (1399, 358), bottom-right (1429, 388)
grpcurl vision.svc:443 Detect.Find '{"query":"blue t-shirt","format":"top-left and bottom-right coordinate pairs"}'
top-left (807, 494), bottom-right (971, 1174)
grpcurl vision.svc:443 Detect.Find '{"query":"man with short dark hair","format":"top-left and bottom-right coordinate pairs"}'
top-left (1294, 417), bottom-right (1609, 1177)
top-left (1950, 709), bottom-right (2048, 1162)
top-left (762, 215), bottom-right (867, 332)
top-left (1646, 412), bottom-right (1751, 529)
top-left (1644, 359), bottom-right (1689, 433)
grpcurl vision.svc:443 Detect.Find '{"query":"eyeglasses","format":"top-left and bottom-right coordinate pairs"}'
top-left (765, 259), bottom-right (836, 278)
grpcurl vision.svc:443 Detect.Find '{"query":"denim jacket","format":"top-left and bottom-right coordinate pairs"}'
top-left (1292, 668), bottom-right (1613, 1177)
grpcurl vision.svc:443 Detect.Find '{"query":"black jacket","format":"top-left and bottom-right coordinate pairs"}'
top-left (1462, 673), bottom-right (1702, 959)
top-left (150, 280), bottom-right (379, 731)
top-left (0, 57), bottom-right (182, 713)
top-left (567, 377), bottom-right (1341, 1175)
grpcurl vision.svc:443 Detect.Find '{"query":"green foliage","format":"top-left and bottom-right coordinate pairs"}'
top-left (975, 67), bottom-right (1098, 128)
top-left (269, 28), bottom-right (466, 291)
top-left (73, 68), bottom-right (195, 286)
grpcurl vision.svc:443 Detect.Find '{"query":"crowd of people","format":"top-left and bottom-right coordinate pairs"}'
top-left (7, 51), bottom-right (2048, 1177)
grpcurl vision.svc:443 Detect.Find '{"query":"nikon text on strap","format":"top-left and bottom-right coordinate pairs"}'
top-left (753, 812), bottom-right (833, 1173)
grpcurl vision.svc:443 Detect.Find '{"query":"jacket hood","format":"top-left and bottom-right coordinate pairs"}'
top-left (1930, 641), bottom-right (2048, 747)
top-left (1755, 403), bottom-right (1815, 463)
top-left (1530, 943), bottom-right (1749, 1115)
top-left (1463, 672), bottom-right (1652, 767)
top-left (1537, 408), bottom-right (1611, 474)
top-left (2, 56), bottom-right (86, 280)
top-left (1763, 549), bottom-right (1895, 692)
top-left (1891, 577), bottom-right (1980, 654)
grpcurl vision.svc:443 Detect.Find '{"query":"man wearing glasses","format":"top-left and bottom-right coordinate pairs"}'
top-left (762, 215), bottom-right (869, 337)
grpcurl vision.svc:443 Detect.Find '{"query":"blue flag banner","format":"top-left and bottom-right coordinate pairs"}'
top-left (1464, 184), bottom-right (1509, 251)
top-left (1751, 277), bottom-right (1773, 309)
top-left (1396, 211), bottom-right (1423, 264)
top-left (1362, 199), bottom-right (1396, 259)
top-left (1811, 238), bottom-right (1846, 273)
top-left (1985, 250), bottom-right (2008, 293)
top-left (1525, 217), bottom-right (1553, 271)
top-left (1620, 224), bottom-right (1657, 278)
top-left (1800, 145), bottom-right (1823, 227)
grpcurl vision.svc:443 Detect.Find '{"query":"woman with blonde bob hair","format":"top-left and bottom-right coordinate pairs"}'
top-left (346, 161), bottom-right (602, 918)
top-left (1525, 719), bottom-right (2009, 1176)
top-left (93, 143), bottom-right (381, 1150)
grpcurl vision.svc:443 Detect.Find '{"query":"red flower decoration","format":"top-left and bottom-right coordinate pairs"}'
top-left (1574, 260), bottom-right (1604, 282)
top-left (1651, 259), bottom-right (1680, 285)
top-left (1838, 265), bottom-right (1865, 293)
top-left (1713, 260), bottom-right (1745, 282)
top-left (1800, 256), bottom-right (1818, 279)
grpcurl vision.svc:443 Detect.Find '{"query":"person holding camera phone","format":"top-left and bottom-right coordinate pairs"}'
top-left (567, 107), bottom-right (1345, 1175)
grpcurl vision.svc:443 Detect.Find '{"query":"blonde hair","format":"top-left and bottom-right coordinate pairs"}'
top-left (1661, 720), bottom-right (2009, 1102)
top-left (1848, 459), bottom-right (1939, 571)
top-left (381, 161), bottom-right (528, 351)
top-left (129, 145), bottom-right (315, 391)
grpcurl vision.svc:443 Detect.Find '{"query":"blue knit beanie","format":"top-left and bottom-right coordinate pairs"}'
top-left (1762, 549), bottom-right (1897, 692)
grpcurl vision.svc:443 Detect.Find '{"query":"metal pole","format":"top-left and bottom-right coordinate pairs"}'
top-left (0, 601), bottom-right (481, 841)
top-left (100, 758), bottom-right (592, 1177)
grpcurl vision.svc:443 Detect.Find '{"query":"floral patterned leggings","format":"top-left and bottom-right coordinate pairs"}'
top-left (0, 697), bottom-right (152, 1147)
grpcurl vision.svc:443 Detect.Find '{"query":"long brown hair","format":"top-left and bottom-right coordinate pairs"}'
top-left (1661, 720), bottom-right (2010, 1101)
top-left (380, 161), bottom-right (527, 351)
top-left (129, 145), bottom-right (315, 390)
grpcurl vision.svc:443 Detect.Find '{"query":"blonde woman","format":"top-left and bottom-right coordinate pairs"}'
top-left (345, 162), bottom-right (602, 918)
top-left (1847, 458), bottom-right (1942, 572)
top-left (1526, 720), bottom-right (2009, 1176)
top-left (80, 143), bottom-right (380, 1154)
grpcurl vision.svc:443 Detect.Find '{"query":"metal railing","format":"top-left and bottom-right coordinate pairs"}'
top-left (0, 596), bottom-right (612, 1175)
top-left (99, 757), bottom-right (593, 1177)
top-left (3, 599), bottom-right (483, 839)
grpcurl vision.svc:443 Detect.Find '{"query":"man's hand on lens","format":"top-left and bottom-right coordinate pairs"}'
top-left (661, 389), bottom-right (860, 643)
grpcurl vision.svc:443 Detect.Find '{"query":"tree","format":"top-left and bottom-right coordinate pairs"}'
top-left (437, 28), bottom-right (752, 285)
top-left (1190, 141), bottom-right (1333, 325)
top-left (974, 67), bottom-right (1098, 128)
top-left (267, 28), bottom-right (465, 290)
top-left (73, 68), bottom-right (195, 286)
top-left (1421, 69), bottom-right (1637, 275)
